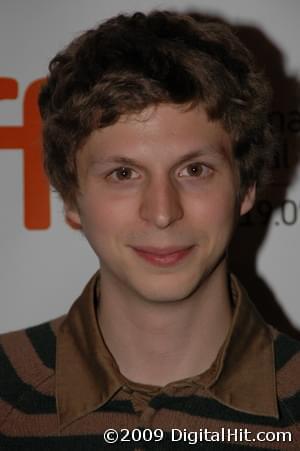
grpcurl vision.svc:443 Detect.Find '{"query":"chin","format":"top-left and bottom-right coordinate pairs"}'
top-left (134, 273), bottom-right (203, 303)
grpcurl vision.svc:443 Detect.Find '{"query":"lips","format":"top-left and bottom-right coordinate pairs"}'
top-left (132, 245), bottom-right (194, 255)
top-left (131, 245), bottom-right (194, 266)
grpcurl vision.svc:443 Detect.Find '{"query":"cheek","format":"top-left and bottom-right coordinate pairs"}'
top-left (79, 192), bottom-right (135, 237)
top-left (191, 187), bottom-right (237, 225)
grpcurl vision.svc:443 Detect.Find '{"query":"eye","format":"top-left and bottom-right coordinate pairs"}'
top-left (178, 162), bottom-right (211, 178)
top-left (108, 167), bottom-right (139, 181)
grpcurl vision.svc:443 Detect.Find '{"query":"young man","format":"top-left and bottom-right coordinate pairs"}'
top-left (1, 10), bottom-right (299, 450)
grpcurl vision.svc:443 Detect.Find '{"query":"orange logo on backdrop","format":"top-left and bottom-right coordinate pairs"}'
top-left (0, 77), bottom-right (50, 230)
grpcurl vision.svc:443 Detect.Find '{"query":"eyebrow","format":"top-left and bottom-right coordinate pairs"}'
top-left (90, 148), bottom-right (227, 168)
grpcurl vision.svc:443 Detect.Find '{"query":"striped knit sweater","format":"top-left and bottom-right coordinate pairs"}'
top-left (0, 273), bottom-right (300, 450)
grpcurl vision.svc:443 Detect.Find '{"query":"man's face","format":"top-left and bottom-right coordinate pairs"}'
top-left (66, 104), bottom-right (255, 303)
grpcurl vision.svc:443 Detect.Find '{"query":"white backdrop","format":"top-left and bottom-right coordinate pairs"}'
top-left (0, 0), bottom-right (299, 334)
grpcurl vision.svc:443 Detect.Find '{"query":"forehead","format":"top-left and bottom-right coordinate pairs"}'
top-left (79, 103), bottom-right (233, 165)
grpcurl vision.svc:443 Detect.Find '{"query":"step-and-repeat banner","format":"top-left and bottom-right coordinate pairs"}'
top-left (1, 0), bottom-right (299, 335)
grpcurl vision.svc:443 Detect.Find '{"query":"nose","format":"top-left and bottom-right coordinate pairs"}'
top-left (139, 176), bottom-right (184, 228)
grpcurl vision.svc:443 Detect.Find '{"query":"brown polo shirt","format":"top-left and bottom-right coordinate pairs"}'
top-left (56, 271), bottom-right (279, 430)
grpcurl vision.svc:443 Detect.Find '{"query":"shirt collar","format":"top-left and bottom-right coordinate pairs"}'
top-left (56, 272), bottom-right (279, 429)
top-left (56, 273), bottom-right (124, 429)
top-left (203, 274), bottom-right (279, 419)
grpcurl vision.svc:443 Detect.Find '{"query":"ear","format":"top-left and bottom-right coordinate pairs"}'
top-left (240, 183), bottom-right (256, 216)
top-left (64, 202), bottom-right (82, 230)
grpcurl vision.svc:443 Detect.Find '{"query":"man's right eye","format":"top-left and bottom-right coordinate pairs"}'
top-left (107, 167), bottom-right (140, 181)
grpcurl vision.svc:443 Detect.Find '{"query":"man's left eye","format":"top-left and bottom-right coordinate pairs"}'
top-left (178, 163), bottom-right (211, 177)
top-left (110, 167), bottom-right (139, 181)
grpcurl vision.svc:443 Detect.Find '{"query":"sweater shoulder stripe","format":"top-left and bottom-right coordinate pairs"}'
top-left (280, 390), bottom-right (300, 423)
top-left (25, 322), bottom-right (56, 370)
top-left (0, 343), bottom-right (56, 415)
top-left (149, 393), bottom-right (297, 427)
top-left (0, 329), bottom-right (53, 390)
top-left (273, 333), bottom-right (300, 372)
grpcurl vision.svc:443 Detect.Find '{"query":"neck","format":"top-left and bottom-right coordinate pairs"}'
top-left (97, 261), bottom-right (233, 387)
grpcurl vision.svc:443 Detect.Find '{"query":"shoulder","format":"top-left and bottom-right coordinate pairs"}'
top-left (0, 315), bottom-right (66, 428)
top-left (269, 326), bottom-right (300, 424)
top-left (270, 326), bottom-right (300, 372)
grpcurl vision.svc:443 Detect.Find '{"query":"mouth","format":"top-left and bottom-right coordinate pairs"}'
top-left (131, 245), bottom-right (195, 267)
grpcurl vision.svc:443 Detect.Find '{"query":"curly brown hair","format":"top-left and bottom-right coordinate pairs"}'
top-left (39, 10), bottom-right (275, 205)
